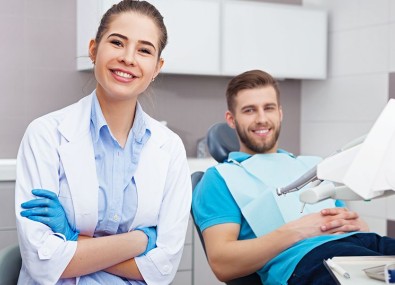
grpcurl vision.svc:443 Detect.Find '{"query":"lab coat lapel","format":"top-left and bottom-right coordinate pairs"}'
top-left (131, 123), bottom-right (169, 229)
top-left (58, 95), bottom-right (98, 236)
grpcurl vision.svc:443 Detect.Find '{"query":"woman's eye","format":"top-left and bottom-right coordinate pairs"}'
top-left (140, 48), bottom-right (152, 55)
top-left (111, 40), bottom-right (123, 47)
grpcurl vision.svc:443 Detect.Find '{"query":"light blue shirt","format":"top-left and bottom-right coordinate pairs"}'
top-left (79, 93), bottom-right (150, 284)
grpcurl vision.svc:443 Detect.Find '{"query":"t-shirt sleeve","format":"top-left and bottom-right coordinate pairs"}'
top-left (192, 166), bottom-right (242, 232)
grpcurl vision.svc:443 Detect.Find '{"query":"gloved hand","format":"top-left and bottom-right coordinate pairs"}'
top-left (135, 227), bottom-right (157, 256)
top-left (20, 189), bottom-right (79, 241)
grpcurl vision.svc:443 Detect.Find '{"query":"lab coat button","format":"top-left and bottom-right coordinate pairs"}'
top-left (41, 247), bottom-right (50, 257)
top-left (113, 214), bottom-right (119, 221)
top-left (163, 265), bottom-right (170, 273)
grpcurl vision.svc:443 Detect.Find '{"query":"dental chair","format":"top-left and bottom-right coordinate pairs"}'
top-left (0, 243), bottom-right (21, 285)
top-left (191, 122), bottom-right (262, 285)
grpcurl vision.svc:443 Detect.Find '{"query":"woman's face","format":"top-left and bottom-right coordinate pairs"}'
top-left (90, 11), bottom-right (163, 103)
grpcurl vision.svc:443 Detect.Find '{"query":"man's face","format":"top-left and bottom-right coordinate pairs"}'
top-left (226, 86), bottom-right (282, 155)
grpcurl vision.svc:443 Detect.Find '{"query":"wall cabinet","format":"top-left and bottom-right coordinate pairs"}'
top-left (76, 0), bottom-right (221, 75)
top-left (77, 0), bottom-right (327, 79)
top-left (149, 0), bottom-right (221, 75)
top-left (222, 1), bottom-right (327, 79)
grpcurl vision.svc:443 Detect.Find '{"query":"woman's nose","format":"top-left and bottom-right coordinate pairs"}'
top-left (119, 49), bottom-right (136, 66)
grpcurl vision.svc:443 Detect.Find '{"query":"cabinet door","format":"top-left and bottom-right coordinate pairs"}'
top-left (222, 1), bottom-right (327, 79)
top-left (77, 0), bottom-right (120, 71)
top-left (77, 0), bottom-right (221, 75)
top-left (149, 0), bottom-right (221, 75)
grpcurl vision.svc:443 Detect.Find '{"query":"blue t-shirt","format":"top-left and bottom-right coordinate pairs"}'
top-left (192, 151), bottom-right (354, 285)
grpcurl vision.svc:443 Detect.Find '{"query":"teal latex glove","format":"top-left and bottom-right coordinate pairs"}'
top-left (135, 227), bottom-right (157, 256)
top-left (20, 189), bottom-right (79, 241)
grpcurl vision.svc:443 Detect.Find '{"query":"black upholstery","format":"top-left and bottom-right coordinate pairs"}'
top-left (0, 243), bottom-right (22, 285)
top-left (191, 123), bottom-right (261, 285)
top-left (190, 171), bottom-right (206, 257)
top-left (206, 122), bottom-right (239, 163)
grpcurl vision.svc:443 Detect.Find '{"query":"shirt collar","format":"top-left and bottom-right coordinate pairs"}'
top-left (91, 92), bottom-right (107, 143)
top-left (91, 92), bottom-right (150, 144)
top-left (132, 102), bottom-right (150, 144)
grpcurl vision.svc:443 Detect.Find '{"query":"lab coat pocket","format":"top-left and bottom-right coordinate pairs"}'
top-left (134, 176), bottom-right (163, 225)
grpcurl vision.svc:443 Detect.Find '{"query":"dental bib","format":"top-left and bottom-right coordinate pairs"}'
top-left (216, 151), bottom-right (336, 237)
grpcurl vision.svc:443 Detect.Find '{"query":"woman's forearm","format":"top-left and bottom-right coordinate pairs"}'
top-left (104, 258), bottom-right (143, 280)
top-left (61, 231), bottom-right (147, 278)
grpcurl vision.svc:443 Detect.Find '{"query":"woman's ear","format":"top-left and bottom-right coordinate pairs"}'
top-left (89, 39), bottom-right (97, 63)
top-left (153, 58), bottom-right (164, 79)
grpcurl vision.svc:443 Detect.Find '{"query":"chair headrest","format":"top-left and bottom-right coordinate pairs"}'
top-left (206, 122), bottom-right (239, 163)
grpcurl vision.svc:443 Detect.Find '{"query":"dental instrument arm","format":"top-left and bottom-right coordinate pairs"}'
top-left (276, 134), bottom-right (367, 196)
top-left (278, 98), bottom-right (395, 204)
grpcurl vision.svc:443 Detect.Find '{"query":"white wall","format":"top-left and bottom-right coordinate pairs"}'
top-left (301, 0), bottom-right (395, 235)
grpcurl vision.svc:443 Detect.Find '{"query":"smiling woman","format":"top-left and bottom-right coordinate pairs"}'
top-left (15, 1), bottom-right (192, 285)
top-left (90, 11), bottom-right (164, 125)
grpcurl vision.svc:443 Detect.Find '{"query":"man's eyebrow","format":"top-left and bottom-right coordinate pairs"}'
top-left (241, 104), bottom-right (255, 110)
top-left (107, 33), bottom-right (156, 51)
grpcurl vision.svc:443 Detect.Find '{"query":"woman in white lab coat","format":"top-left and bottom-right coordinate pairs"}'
top-left (15, 1), bottom-right (191, 284)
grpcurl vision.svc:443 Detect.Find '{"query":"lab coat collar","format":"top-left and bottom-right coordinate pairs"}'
top-left (57, 94), bottom-right (93, 142)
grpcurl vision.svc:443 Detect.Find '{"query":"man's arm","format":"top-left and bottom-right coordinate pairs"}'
top-left (202, 208), bottom-right (366, 282)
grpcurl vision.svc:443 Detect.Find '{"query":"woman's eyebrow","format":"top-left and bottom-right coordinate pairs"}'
top-left (107, 33), bottom-right (128, 40)
top-left (139, 40), bottom-right (156, 51)
top-left (107, 33), bottom-right (156, 51)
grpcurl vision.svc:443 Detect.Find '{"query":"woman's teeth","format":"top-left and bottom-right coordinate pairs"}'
top-left (114, 70), bottom-right (132, 78)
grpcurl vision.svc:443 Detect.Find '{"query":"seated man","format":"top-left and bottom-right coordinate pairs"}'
top-left (192, 69), bottom-right (395, 285)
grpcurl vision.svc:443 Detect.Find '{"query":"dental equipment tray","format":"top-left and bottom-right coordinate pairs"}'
top-left (323, 256), bottom-right (395, 284)
top-left (363, 264), bottom-right (386, 282)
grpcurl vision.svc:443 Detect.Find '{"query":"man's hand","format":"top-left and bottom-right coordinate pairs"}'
top-left (280, 207), bottom-right (368, 240)
top-left (320, 207), bottom-right (369, 233)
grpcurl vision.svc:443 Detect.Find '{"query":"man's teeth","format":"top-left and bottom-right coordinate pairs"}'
top-left (114, 71), bottom-right (133, 78)
top-left (255, 129), bottom-right (269, 134)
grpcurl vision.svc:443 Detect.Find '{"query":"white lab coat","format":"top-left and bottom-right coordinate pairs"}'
top-left (15, 93), bottom-right (192, 285)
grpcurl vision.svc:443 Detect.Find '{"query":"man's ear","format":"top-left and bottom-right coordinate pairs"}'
top-left (279, 105), bottom-right (283, 122)
top-left (225, 110), bottom-right (236, 129)
top-left (89, 39), bottom-right (97, 63)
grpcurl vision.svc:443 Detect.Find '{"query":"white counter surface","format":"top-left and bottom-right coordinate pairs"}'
top-left (0, 159), bottom-right (16, 182)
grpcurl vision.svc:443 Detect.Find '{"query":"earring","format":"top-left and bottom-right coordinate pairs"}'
top-left (92, 60), bottom-right (95, 65)
top-left (152, 77), bottom-right (155, 82)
